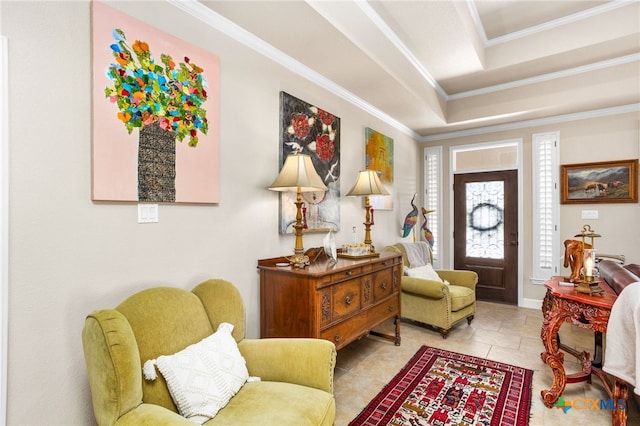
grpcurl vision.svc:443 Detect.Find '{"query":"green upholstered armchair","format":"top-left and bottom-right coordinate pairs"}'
top-left (385, 243), bottom-right (478, 338)
top-left (82, 279), bottom-right (336, 426)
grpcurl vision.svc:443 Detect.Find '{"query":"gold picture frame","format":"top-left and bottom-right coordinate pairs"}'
top-left (560, 159), bottom-right (638, 204)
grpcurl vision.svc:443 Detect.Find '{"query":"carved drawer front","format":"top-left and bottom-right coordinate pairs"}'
top-left (332, 279), bottom-right (361, 320)
top-left (372, 268), bottom-right (394, 301)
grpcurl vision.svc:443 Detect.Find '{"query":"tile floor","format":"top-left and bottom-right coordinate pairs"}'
top-left (333, 301), bottom-right (639, 425)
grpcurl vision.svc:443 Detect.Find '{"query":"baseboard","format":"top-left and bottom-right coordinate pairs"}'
top-left (519, 297), bottom-right (543, 310)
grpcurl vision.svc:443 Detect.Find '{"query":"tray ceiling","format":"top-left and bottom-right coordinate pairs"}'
top-left (185, 0), bottom-right (640, 139)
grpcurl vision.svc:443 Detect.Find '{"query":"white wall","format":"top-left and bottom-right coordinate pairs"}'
top-left (1, 1), bottom-right (419, 424)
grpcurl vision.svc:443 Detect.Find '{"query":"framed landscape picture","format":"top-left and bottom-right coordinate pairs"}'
top-left (561, 159), bottom-right (638, 204)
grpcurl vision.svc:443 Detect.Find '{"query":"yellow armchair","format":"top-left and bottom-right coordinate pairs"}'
top-left (385, 243), bottom-right (478, 338)
top-left (82, 279), bottom-right (336, 425)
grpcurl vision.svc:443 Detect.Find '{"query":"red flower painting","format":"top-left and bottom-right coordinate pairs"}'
top-left (279, 92), bottom-right (341, 234)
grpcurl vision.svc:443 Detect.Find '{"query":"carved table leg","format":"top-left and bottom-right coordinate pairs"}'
top-left (369, 313), bottom-right (402, 346)
top-left (541, 289), bottom-right (553, 318)
top-left (540, 300), bottom-right (569, 407)
top-left (612, 378), bottom-right (628, 426)
top-left (592, 331), bottom-right (603, 368)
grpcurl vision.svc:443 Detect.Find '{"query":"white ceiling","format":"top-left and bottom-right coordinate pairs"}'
top-left (182, 0), bottom-right (640, 139)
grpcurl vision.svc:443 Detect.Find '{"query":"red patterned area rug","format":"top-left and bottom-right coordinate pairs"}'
top-left (349, 346), bottom-right (533, 426)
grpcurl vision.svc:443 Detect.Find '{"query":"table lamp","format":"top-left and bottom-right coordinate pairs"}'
top-left (346, 170), bottom-right (389, 253)
top-left (574, 224), bottom-right (603, 294)
top-left (269, 153), bottom-right (327, 268)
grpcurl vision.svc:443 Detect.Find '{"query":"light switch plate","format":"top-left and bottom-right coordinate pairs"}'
top-left (581, 210), bottom-right (598, 220)
top-left (138, 204), bottom-right (159, 223)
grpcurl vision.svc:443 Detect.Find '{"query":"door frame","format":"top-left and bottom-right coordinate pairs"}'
top-left (0, 35), bottom-right (8, 423)
top-left (448, 139), bottom-right (524, 306)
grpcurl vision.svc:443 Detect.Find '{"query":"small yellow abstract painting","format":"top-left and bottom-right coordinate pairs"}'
top-left (365, 128), bottom-right (393, 210)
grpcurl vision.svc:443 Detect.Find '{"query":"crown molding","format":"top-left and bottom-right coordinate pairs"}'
top-left (449, 54), bottom-right (640, 100)
top-left (354, 0), bottom-right (447, 99)
top-left (166, 0), bottom-right (420, 139)
top-left (420, 104), bottom-right (640, 142)
top-left (168, 1), bottom-right (638, 142)
top-left (469, 0), bottom-right (633, 47)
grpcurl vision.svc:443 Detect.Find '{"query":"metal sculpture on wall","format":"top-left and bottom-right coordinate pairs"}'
top-left (278, 92), bottom-right (340, 234)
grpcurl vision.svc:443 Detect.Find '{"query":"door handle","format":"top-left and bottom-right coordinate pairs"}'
top-left (510, 241), bottom-right (518, 246)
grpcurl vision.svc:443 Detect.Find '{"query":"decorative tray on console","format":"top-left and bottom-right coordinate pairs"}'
top-left (337, 251), bottom-right (380, 259)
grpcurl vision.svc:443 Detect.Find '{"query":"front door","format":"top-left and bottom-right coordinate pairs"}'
top-left (453, 170), bottom-right (518, 304)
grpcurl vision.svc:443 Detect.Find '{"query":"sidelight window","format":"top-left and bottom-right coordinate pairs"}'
top-left (423, 146), bottom-right (441, 268)
top-left (532, 132), bottom-right (560, 282)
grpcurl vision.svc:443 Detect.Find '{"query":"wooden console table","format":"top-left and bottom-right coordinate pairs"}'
top-left (258, 251), bottom-right (402, 350)
top-left (541, 276), bottom-right (627, 425)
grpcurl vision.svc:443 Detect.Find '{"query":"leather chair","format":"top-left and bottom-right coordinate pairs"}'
top-left (599, 260), bottom-right (640, 426)
top-left (385, 243), bottom-right (478, 338)
top-left (82, 279), bottom-right (336, 425)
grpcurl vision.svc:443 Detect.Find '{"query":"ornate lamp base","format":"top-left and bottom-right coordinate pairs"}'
top-left (575, 279), bottom-right (604, 295)
top-left (287, 249), bottom-right (310, 269)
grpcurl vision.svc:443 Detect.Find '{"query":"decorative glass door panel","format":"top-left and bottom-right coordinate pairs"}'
top-left (465, 181), bottom-right (504, 259)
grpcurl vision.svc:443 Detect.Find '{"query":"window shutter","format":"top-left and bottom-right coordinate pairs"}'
top-left (424, 147), bottom-right (442, 268)
top-left (532, 132), bottom-right (560, 281)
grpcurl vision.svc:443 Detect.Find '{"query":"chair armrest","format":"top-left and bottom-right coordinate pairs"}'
top-left (238, 338), bottom-right (336, 394)
top-left (82, 310), bottom-right (143, 426)
top-left (116, 403), bottom-right (194, 425)
top-left (436, 270), bottom-right (478, 290)
top-left (401, 276), bottom-right (447, 299)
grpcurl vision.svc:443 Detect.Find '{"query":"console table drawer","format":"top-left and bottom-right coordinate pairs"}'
top-left (371, 257), bottom-right (400, 271)
top-left (371, 268), bottom-right (394, 301)
top-left (331, 267), bottom-right (362, 282)
top-left (368, 296), bottom-right (399, 324)
top-left (320, 300), bottom-right (399, 347)
top-left (332, 278), bottom-right (361, 320)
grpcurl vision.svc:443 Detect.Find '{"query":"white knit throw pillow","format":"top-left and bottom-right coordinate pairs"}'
top-left (405, 264), bottom-right (443, 282)
top-left (143, 322), bottom-right (250, 424)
